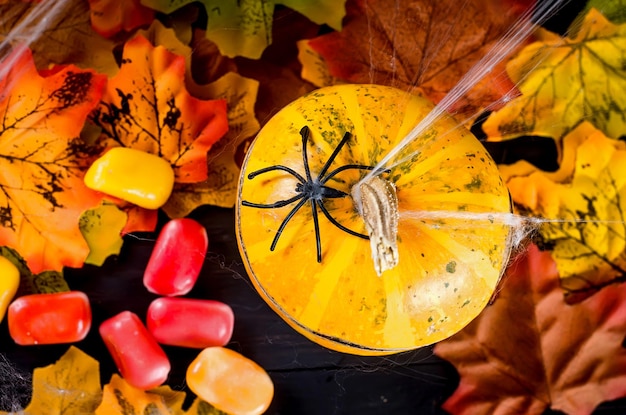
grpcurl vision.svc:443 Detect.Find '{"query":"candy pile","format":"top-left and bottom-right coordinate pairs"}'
top-left (0, 148), bottom-right (274, 415)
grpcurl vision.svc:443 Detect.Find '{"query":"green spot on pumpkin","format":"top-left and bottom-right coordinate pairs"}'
top-left (446, 261), bottom-right (456, 273)
top-left (464, 176), bottom-right (482, 190)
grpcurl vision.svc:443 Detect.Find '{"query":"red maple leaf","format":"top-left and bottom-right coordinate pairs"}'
top-left (435, 245), bottom-right (626, 415)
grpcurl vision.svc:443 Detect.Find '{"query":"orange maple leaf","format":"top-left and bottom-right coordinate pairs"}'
top-left (91, 35), bottom-right (229, 183)
top-left (90, 35), bottom-right (229, 231)
top-left (434, 245), bottom-right (626, 415)
top-left (0, 47), bottom-right (106, 273)
top-left (306, 0), bottom-right (531, 119)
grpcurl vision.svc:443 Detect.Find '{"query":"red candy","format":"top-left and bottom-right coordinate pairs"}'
top-left (8, 291), bottom-right (91, 345)
top-left (100, 311), bottom-right (170, 390)
top-left (143, 218), bottom-right (209, 296)
top-left (147, 297), bottom-right (234, 348)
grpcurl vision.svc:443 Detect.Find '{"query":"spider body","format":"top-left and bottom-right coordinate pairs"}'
top-left (242, 125), bottom-right (380, 263)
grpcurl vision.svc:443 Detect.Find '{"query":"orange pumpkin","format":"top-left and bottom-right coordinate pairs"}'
top-left (236, 84), bottom-right (512, 355)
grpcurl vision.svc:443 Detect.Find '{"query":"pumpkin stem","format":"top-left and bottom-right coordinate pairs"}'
top-left (352, 176), bottom-right (399, 276)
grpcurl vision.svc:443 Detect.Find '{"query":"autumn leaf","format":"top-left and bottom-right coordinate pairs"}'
top-left (131, 23), bottom-right (260, 212)
top-left (94, 374), bottom-right (230, 415)
top-left (185, 398), bottom-right (229, 415)
top-left (0, 47), bottom-right (107, 273)
top-left (296, 39), bottom-right (339, 88)
top-left (586, 0), bottom-right (626, 23)
top-left (136, 21), bottom-right (238, 99)
top-left (0, 247), bottom-right (69, 297)
top-left (91, 34), bottom-right (228, 183)
top-left (88, 0), bottom-right (156, 38)
top-left (278, 0), bottom-right (346, 31)
top-left (23, 346), bottom-right (102, 415)
top-left (141, 0), bottom-right (271, 59)
top-left (140, 0), bottom-right (346, 59)
top-left (10, 348), bottom-right (224, 415)
top-left (155, 3), bottom-right (202, 46)
top-left (304, 0), bottom-right (528, 120)
top-left (502, 122), bottom-right (626, 303)
top-left (234, 5), bottom-right (318, 123)
top-left (90, 34), bottom-right (229, 228)
top-left (163, 72), bottom-right (260, 214)
top-left (0, 0), bottom-right (119, 76)
top-left (95, 374), bottom-right (186, 415)
top-left (434, 245), bottom-right (626, 415)
top-left (483, 8), bottom-right (626, 141)
top-left (79, 202), bottom-right (127, 266)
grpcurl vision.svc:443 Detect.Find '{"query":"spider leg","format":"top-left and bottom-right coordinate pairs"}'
top-left (300, 126), bottom-right (314, 182)
top-left (318, 131), bottom-right (353, 179)
top-left (311, 199), bottom-right (322, 263)
top-left (242, 193), bottom-right (305, 209)
top-left (270, 196), bottom-right (309, 252)
top-left (322, 165), bottom-right (390, 184)
top-left (248, 164), bottom-right (306, 183)
top-left (317, 200), bottom-right (369, 240)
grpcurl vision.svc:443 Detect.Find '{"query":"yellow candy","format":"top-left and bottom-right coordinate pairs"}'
top-left (0, 256), bottom-right (19, 323)
top-left (187, 347), bottom-right (274, 415)
top-left (84, 147), bottom-right (175, 210)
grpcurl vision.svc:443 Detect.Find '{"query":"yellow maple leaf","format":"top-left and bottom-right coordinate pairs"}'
top-left (23, 346), bottom-right (102, 415)
top-left (95, 374), bottom-right (186, 415)
top-left (504, 122), bottom-right (626, 303)
top-left (484, 8), bottom-right (626, 141)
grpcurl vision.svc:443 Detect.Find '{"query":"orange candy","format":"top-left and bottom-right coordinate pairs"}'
top-left (187, 347), bottom-right (274, 415)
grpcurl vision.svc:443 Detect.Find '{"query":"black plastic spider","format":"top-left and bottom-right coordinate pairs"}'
top-left (242, 125), bottom-right (383, 263)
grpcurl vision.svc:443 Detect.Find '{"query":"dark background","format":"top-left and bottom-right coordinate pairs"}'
top-left (2, 0), bottom-right (626, 414)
